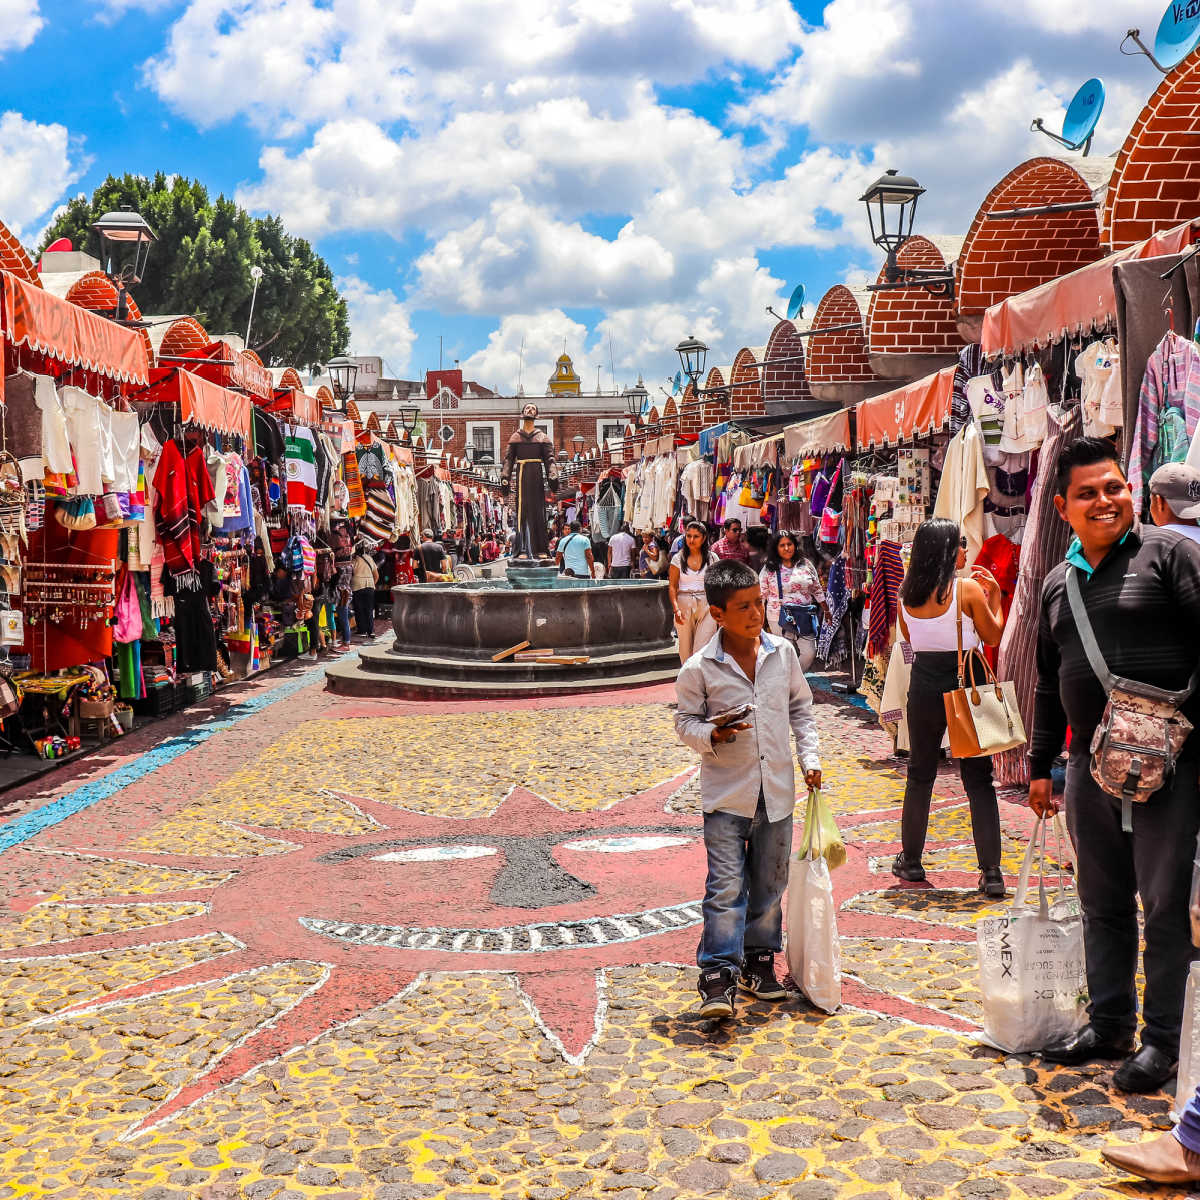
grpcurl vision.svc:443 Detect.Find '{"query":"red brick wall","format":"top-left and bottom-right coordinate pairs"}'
top-left (1104, 58), bottom-right (1200, 250)
top-left (65, 271), bottom-right (153, 363)
top-left (867, 237), bottom-right (962, 355)
top-left (678, 383), bottom-right (704, 439)
top-left (701, 367), bottom-right (730, 428)
top-left (0, 221), bottom-right (37, 284)
top-left (957, 157), bottom-right (1102, 315)
top-left (159, 316), bottom-right (210, 360)
top-left (808, 286), bottom-right (873, 386)
top-left (660, 397), bottom-right (680, 442)
top-left (763, 320), bottom-right (812, 408)
top-left (730, 346), bottom-right (765, 419)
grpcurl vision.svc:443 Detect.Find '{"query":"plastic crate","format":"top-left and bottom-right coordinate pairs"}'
top-left (132, 683), bottom-right (176, 718)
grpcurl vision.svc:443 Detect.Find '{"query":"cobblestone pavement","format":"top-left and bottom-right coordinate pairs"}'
top-left (0, 659), bottom-right (1183, 1198)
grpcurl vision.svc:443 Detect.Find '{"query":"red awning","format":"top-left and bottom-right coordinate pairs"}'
top-left (266, 387), bottom-right (321, 425)
top-left (856, 366), bottom-right (955, 449)
top-left (982, 218), bottom-right (1200, 356)
top-left (186, 341), bottom-right (273, 401)
top-left (137, 367), bottom-right (252, 440)
top-left (1, 269), bottom-right (149, 384)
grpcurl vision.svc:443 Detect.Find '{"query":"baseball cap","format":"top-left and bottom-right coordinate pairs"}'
top-left (1149, 462), bottom-right (1200, 520)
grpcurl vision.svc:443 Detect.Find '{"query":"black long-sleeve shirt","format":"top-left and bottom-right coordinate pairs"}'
top-left (1030, 522), bottom-right (1200, 779)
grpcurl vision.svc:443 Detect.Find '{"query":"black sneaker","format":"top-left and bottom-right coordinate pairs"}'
top-left (740, 950), bottom-right (788, 1000)
top-left (697, 967), bottom-right (737, 1018)
top-left (891, 854), bottom-right (926, 883)
top-left (978, 867), bottom-right (1006, 899)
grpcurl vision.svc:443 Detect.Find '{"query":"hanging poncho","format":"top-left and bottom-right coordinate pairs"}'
top-left (285, 425), bottom-right (318, 510)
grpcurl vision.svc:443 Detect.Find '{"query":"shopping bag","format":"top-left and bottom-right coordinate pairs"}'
top-left (786, 797), bottom-right (842, 1014)
top-left (976, 817), bottom-right (1086, 1053)
top-left (800, 788), bottom-right (846, 871)
top-left (1176, 962), bottom-right (1200, 1121)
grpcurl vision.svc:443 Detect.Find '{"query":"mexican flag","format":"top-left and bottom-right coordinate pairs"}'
top-left (285, 425), bottom-right (318, 510)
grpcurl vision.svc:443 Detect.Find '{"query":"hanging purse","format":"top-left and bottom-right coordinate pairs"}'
top-left (943, 582), bottom-right (1027, 758)
top-left (0, 609), bottom-right (23, 647)
top-left (1066, 566), bottom-right (1199, 821)
top-left (55, 495), bottom-right (96, 531)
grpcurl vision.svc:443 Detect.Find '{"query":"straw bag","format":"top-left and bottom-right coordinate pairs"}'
top-left (942, 582), bottom-right (1026, 758)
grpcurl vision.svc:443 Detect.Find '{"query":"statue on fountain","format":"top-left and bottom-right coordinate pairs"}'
top-left (502, 402), bottom-right (557, 562)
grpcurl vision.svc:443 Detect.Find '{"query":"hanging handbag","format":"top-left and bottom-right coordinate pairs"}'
top-left (776, 568), bottom-right (819, 640)
top-left (817, 508), bottom-right (841, 545)
top-left (1066, 566), bottom-right (1199, 818)
top-left (0, 609), bottom-right (23, 647)
top-left (54, 495), bottom-right (96, 531)
top-left (943, 582), bottom-right (1027, 758)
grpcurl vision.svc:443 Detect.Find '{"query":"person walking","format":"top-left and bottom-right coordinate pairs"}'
top-left (350, 542), bottom-right (379, 639)
top-left (608, 523), bottom-right (636, 579)
top-left (556, 520), bottom-right (595, 578)
top-left (1030, 437), bottom-right (1200, 1094)
top-left (639, 532), bottom-right (670, 579)
top-left (669, 520), bottom-right (718, 662)
top-left (711, 518), bottom-right (751, 564)
top-left (674, 559), bottom-right (822, 1017)
top-left (1148, 462), bottom-right (1200, 546)
top-left (759, 530), bottom-right (830, 671)
top-left (894, 518), bottom-right (1006, 898)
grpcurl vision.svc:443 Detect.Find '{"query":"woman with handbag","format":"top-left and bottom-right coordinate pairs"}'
top-left (759, 530), bottom-right (830, 671)
top-left (895, 518), bottom-right (1007, 898)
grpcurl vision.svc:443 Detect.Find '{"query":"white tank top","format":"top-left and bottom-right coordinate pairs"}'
top-left (900, 581), bottom-right (980, 653)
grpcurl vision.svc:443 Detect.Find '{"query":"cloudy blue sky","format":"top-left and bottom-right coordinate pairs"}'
top-left (0, 0), bottom-right (1174, 393)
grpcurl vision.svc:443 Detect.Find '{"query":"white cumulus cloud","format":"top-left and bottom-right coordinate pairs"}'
top-left (0, 0), bottom-right (43, 55)
top-left (339, 275), bottom-right (417, 375)
top-left (0, 112), bottom-right (83, 240)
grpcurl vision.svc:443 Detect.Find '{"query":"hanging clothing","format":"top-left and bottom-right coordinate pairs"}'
top-left (61, 387), bottom-right (109, 494)
top-left (965, 373), bottom-right (1005, 464)
top-left (993, 399), bottom-right (1080, 787)
top-left (950, 344), bottom-right (985, 436)
top-left (816, 556), bottom-right (849, 664)
top-left (284, 425), bottom-right (319, 510)
top-left (999, 362), bottom-right (1048, 454)
top-left (109, 411), bottom-right (140, 494)
top-left (866, 539), bottom-right (904, 659)
top-left (933, 422), bottom-right (989, 567)
top-left (1131, 331), bottom-right (1200, 514)
top-left (1076, 338), bottom-right (1122, 437)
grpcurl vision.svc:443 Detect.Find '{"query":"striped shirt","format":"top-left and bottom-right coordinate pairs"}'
top-left (1030, 522), bottom-right (1200, 779)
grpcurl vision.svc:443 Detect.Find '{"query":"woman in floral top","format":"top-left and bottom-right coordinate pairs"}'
top-left (759, 530), bottom-right (830, 670)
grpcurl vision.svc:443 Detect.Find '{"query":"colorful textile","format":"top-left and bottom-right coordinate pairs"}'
top-left (866, 539), bottom-right (904, 658)
top-left (1129, 331), bottom-right (1200, 515)
top-left (950, 343), bottom-right (984, 436)
top-left (816, 555), bottom-right (849, 664)
top-left (284, 425), bottom-right (318, 510)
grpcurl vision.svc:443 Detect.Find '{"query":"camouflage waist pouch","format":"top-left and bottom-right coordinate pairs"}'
top-left (1067, 566), bottom-right (1198, 805)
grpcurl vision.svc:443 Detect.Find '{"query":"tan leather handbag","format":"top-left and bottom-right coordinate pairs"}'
top-left (942, 582), bottom-right (1026, 758)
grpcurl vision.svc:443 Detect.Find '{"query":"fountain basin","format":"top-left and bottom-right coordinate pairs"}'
top-left (325, 575), bottom-right (680, 700)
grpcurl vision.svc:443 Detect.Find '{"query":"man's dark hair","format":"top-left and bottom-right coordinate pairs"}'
top-left (570, 520), bottom-right (582, 532)
top-left (705, 559), bottom-right (758, 608)
top-left (1055, 437), bottom-right (1122, 497)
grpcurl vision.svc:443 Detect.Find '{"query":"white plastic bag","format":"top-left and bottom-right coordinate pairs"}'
top-left (786, 801), bottom-right (842, 1014)
top-left (1175, 963), bottom-right (1200, 1121)
top-left (976, 816), bottom-right (1086, 1053)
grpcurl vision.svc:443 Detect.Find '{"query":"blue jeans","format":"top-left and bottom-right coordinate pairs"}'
top-left (336, 600), bottom-right (352, 644)
top-left (1178, 1086), bottom-right (1200, 1152)
top-left (697, 794), bottom-right (791, 972)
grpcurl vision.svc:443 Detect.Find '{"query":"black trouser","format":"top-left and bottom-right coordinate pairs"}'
top-left (610, 565), bottom-right (631, 579)
top-left (352, 588), bottom-right (375, 636)
top-left (901, 650), bottom-right (1001, 870)
top-left (1065, 754), bottom-right (1200, 1052)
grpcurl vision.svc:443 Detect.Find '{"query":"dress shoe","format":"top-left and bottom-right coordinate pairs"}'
top-left (891, 854), bottom-right (926, 883)
top-left (1041, 1024), bottom-right (1135, 1065)
top-left (977, 867), bottom-right (1006, 899)
top-left (1113, 1043), bottom-right (1178, 1094)
top-left (1102, 1131), bottom-right (1200, 1183)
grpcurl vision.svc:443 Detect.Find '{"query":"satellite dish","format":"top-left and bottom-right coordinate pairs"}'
top-left (1030, 78), bottom-right (1105, 156)
top-left (1121, 4), bottom-right (1200, 74)
top-left (672, 371), bottom-right (682, 395)
top-left (786, 283), bottom-right (807, 321)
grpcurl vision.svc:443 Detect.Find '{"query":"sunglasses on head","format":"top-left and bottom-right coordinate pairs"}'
top-left (959, 537), bottom-right (968, 549)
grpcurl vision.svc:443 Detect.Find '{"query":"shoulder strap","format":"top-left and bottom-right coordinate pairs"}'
top-left (954, 580), bottom-right (964, 686)
top-left (1065, 566), bottom-right (1117, 693)
top-left (776, 566), bottom-right (784, 601)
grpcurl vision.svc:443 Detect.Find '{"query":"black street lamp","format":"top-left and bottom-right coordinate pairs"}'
top-left (623, 378), bottom-right (649, 418)
top-left (860, 169), bottom-right (955, 300)
top-left (325, 355), bottom-right (359, 408)
top-left (92, 205), bottom-right (156, 324)
top-left (398, 404), bottom-right (420, 436)
top-left (674, 336), bottom-right (708, 394)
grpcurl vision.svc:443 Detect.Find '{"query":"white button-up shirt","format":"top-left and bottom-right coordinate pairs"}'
top-left (674, 630), bottom-right (821, 821)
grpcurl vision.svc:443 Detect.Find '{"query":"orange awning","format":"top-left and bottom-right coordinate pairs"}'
top-left (187, 341), bottom-right (273, 401)
top-left (1, 269), bottom-right (149, 384)
top-left (982, 218), bottom-right (1200, 357)
top-left (856, 366), bottom-right (955, 449)
top-left (783, 410), bottom-right (852, 458)
top-left (265, 387), bottom-right (321, 425)
top-left (138, 367), bottom-right (252, 440)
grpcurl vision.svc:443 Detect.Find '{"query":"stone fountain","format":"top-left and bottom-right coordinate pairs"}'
top-left (325, 566), bottom-right (679, 700)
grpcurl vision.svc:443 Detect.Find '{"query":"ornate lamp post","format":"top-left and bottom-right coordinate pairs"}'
top-left (92, 205), bottom-right (156, 324)
top-left (325, 356), bottom-right (359, 412)
top-left (859, 169), bottom-right (955, 299)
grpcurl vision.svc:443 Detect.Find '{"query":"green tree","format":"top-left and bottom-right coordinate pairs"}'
top-left (40, 172), bottom-right (350, 370)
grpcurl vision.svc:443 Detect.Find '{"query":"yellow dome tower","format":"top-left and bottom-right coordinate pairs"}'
top-left (547, 351), bottom-right (581, 396)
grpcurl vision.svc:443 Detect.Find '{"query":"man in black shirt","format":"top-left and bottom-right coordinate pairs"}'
top-left (418, 530), bottom-right (450, 581)
top-left (1030, 438), bottom-right (1200, 1093)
